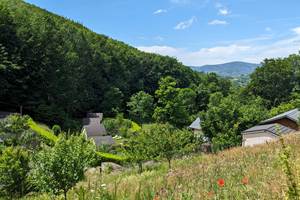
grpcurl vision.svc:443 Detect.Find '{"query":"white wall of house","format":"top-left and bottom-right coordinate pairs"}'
top-left (242, 131), bottom-right (278, 147)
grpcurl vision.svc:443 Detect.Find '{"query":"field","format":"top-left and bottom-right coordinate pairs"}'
top-left (22, 133), bottom-right (300, 200)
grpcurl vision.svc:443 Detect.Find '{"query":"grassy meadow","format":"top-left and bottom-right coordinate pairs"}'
top-left (21, 133), bottom-right (300, 200)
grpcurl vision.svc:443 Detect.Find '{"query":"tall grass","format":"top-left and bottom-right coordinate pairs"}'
top-left (23, 134), bottom-right (300, 200)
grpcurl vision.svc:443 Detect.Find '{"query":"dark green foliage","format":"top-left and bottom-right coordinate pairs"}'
top-left (0, 146), bottom-right (30, 198)
top-left (247, 54), bottom-right (300, 108)
top-left (127, 91), bottom-right (154, 124)
top-left (0, 0), bottom-right (204, 130)
top-left (30, 134), bottom-right (96, 199)
top-left (153, 77), bottom-right (197, 127)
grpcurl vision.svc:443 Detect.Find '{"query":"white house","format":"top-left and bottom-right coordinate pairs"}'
top-left (242, 109), bottom-right (300, 147)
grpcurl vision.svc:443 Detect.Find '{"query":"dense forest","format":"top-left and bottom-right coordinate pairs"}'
top-left (0, 0), bottom-right (231, 129)
top-left (1, 0), bottom-right (300, 145)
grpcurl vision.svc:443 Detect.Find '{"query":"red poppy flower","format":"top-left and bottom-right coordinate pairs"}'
top-left (242, 176), bottom-right (249, 185)
top-left (217, 178), bottom-right (225, 187)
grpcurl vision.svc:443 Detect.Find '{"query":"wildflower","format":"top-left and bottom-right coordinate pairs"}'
top-left (242, 176), bottom-right (249, 185)
top-left (207, 191), bottom-right (214, 198)
top-left (217, 178), bottom-right (225, 187)
top-left (153, 193), bottom-right (160, 200)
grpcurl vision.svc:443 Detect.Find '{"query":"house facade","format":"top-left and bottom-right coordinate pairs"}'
top-left (242, 108), bottom-right (299, 147)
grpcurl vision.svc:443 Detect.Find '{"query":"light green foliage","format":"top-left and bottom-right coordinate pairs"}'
top-left (269, 95), bottom-right (300, 117)
top-left (95, 152), bottom-right (127, 165)
top-left (153, 77), bottom-right (196, 127)
top-left (103, 114), bottom-right (139, 138)
top-left (0, 114), bottom-right (44, 149)
top-left (141, 124), bottom-right (196, 169)
top-left (202, 93), bottom-right (267, 150)
top-left (127, 91), bottom-right (154, 124)
top-left (0, 146), bottom-right (30, 198)
top-left (28, 119), bottom-right (58, 144)
top-left (30, 134), bottom-right (96, 199)
top-left (122, 129), bottom-right (152, 173)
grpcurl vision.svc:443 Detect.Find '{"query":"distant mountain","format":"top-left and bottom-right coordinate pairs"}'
top-left (190, 61), bottom-right (260, 77)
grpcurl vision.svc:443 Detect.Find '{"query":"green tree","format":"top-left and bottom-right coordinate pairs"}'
top-left (143, 124), bottom-right (196, 169)
top-left (201, 93), bottom-right (267, 150)
top-left (153, 76), bottom-right (196, 127)
top-left (127, 91), bottom-right (154, 124)
top-left (123, 131), bottom-right (151, 173)
top-left (30, 134), bottom-right (96, 200)
top-left (0, 146), bottom-right (30, 198)
top-left (247, 57), bottom-right (297, 107)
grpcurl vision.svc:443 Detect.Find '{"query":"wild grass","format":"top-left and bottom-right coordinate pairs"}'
top-left (23, 133), bottom-right (300, 200)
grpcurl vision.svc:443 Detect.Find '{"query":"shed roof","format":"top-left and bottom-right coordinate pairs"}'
top-left (82, 113), bottom-right (106, 137)
top-left (261, 108), bottom-right (299, 124)
top-left (242, 123), bottom-right (294, 136)
top-left (189, 117), bottom-right (202, 130)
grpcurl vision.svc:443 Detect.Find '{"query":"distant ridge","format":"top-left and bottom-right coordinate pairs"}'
top-left (190, 61), bottom-right (260, 77)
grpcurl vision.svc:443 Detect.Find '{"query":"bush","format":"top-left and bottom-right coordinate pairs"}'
top-left (0, 146), bottom-right (30, 198)
top-left (51, 125), bottom-right (61, 136)
top-left (30, 134), bottom-right (96, 200)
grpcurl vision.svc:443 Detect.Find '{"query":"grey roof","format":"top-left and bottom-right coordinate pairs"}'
top-left (0, 112), bottom-right (14, 119)
top-left (242, 123), bottom-right (295, 136)
top-left (189, 117), bottom-right (202, 130)
top-left (261, 108), bottom-right (300, 124)
top-left (82, 113), bottom-right (106, 137)
top-left (0, 138), bottom-right (3, 143)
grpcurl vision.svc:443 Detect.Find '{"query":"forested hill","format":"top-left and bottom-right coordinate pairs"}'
top-left (0, 0), bottom-right (230, 129)
top-left (191, 61), bottom-right (260, 77)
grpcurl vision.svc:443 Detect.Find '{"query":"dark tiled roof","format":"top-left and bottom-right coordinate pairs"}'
top-left (189, 117), bottom-right (201, 130)
top-left (261, 108), bottom-right (299, 124)
top-left (242, 123), bottom-right (295, 136)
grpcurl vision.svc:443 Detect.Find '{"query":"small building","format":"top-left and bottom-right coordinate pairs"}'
top-left (242, 108), bottom-right (299, 147)
top-left (189, 117), bottom-right (202, 133)
top-left (242, 123), bottom-right (295, 147)
top-left (82, 113), bottom-right (114, 146)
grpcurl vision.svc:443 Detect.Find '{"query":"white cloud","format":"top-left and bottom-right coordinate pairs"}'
top-left (218, 8), bottom-right (229, 16)
top-left (265, 27), bottom-right (272, 32)
top-left (174, 16), bottom-right (197, 30)
top-left (292, 27), bottom-right (300, 35)
top-left (208, 19), bottom-right (228, 25)
top-left (137, 27), bottom-right (300, 66)
top-left (153, 9), bottom-right (167, 15)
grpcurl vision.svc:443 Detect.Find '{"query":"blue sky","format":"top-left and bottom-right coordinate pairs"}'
top-left (25, 0), bottom-right (300, 66)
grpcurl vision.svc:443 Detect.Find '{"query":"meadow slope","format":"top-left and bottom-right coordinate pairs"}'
top-left (23, 133), bottom-right (300, 200)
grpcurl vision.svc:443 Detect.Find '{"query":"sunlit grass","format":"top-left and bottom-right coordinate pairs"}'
top-left (23, 133), bottom-right (300, 200)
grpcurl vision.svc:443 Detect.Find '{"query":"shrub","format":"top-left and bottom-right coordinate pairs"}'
top-left (30, 134), bottom-right (96, 200)
top-left (51, 125), bottom-right (61, 136)
top-left (0, 146), bottom-right (30, 198)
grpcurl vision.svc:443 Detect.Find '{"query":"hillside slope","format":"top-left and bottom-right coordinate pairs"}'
top-left (191, 61), bottom-right (259, 77)
top-left (64, 134), bottom-right (299, 200)
top-left (0, 0), bottom-right (202, 128)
